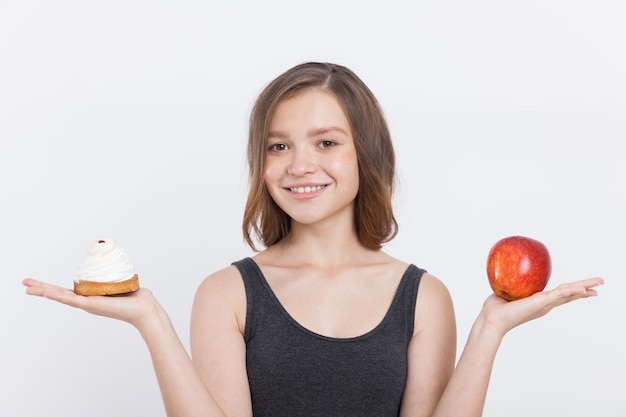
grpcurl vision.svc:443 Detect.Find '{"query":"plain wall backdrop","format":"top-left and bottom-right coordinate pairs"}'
top-left (1, 1), bottom-right (624, 416)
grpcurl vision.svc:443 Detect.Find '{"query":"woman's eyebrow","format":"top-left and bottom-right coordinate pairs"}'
top-left (267, 130), bottom-right (288, 140)
top-left (307, 126), bottom-right (349, 137)
top-left (267, 126), bottom-right (349, 140)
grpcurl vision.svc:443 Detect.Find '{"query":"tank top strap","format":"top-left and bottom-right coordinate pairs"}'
top-left (388, 264), bottom-right (426, 340)
top-left (232, 257), bottom-right (276, 342)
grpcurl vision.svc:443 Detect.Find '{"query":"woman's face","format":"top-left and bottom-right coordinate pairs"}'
top-left (263, 88), bottom-right (360, 228)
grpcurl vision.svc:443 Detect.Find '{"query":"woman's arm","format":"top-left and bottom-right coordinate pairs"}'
top-left (22, 278), bottom-right (234, 417)
top-left (435, 278), bottom-right (603, 416)
top-left (400, 273), bottom-right (457, 417)
top-left (401, 276), bottom-right (604, 417)
top-left (189, 266), bottom-right (253, 417)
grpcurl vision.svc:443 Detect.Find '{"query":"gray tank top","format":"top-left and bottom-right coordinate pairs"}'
top-left (232, 257), bottom-right (425, 417)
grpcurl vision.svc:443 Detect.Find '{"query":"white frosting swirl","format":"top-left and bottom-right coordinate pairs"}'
top-left (76, 239), bottom-right (135, 283)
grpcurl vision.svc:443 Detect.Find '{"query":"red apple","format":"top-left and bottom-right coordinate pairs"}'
top-left (486, 236), bottom-right (551, 301)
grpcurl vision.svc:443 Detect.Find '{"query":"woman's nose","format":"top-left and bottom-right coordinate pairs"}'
top-left (286, 148), bottom-right (316, 176)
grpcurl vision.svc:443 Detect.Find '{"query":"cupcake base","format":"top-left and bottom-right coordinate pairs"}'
top-left (74, 274), bottom-right (139, 296)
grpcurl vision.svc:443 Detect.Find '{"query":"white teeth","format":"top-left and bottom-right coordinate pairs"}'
top-left (290, 185), bottom-right (324, 193)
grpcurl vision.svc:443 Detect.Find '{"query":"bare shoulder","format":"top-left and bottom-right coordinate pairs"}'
top-left (418, 272), bottom-right (453, 302)
top-left (195, 264), bottom-right (245, 297)
top-left (191, 264), bottom-right (247, 335)
top-left (414, 272), bottom-right (456, 333)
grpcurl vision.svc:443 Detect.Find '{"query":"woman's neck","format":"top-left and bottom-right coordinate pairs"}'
top-left (261, 222), bottom-right (382, 270)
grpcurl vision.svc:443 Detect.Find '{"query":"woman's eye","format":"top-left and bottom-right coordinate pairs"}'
top-left (268, 143), bottom-right (287, 152)
top-left (319, 140), bottom-right (336, 148)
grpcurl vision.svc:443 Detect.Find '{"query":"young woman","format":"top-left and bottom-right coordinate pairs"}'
top-left (23, 62), bottom-right (603, 417)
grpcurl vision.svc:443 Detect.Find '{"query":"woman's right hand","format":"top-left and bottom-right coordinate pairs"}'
top-left (23, 278), bottom-right (161, 331)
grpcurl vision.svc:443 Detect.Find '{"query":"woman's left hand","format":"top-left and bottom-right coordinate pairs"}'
top-left (479, 277), bottom-right (604, 337)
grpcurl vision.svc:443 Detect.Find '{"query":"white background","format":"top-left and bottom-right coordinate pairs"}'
top-left (1, 1), bottom-right (624, 416)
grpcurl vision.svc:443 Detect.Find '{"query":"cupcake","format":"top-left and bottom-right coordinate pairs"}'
top-left (74, 239), bottom-right (139, 296)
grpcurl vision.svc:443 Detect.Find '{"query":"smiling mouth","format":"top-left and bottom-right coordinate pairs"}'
top-left (289, 185), bottom-right (326, 194)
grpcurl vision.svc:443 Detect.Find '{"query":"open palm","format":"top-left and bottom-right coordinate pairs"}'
top-left (480, 277), bottom-right (604, 336)
top-left (23, 278), bottom-right (160, 329)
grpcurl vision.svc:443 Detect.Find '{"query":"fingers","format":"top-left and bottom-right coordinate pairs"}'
top-left (23, 278), bottom-right (84, 308)
top-left (534, 277), bottom-right (605, 311)
top-left (566, 277), bottom-right (605, 289)
top-left (551, 277), bottom-right (604, 299)
top-left (23, 278), bottom-right (69, 293)
top-left (23, 278), bottom-right (52, 297)
top-left (27, 283), bottom-right (112, 313)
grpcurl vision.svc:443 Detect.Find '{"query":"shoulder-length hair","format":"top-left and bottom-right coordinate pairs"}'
top-left (242, 62), bottom-right (398, 251)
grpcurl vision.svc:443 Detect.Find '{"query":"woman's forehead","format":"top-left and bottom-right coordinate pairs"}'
top-left (269, 89), bottom-right (349, 132)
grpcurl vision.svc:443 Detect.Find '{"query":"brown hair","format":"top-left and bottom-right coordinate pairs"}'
top-left (242, 62), bottom-right (398, 251)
